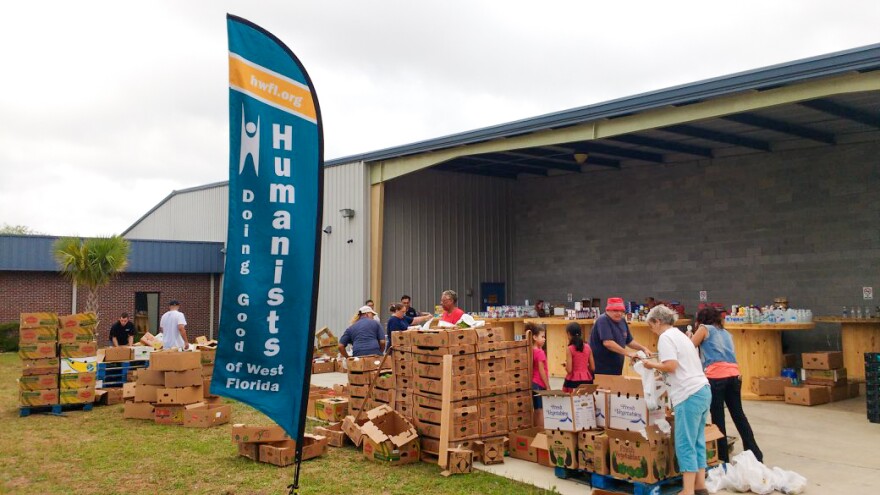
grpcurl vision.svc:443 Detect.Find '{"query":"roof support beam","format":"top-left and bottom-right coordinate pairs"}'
top-left (452, 156), bottom-right (549, 176)
top-left (722, 113), bottom-right (837, 144)
top-left (435, 165), bottom-right (517, 180)
top-left (606, 134), bottom-right (714, 158)
top-left (499, 150), bottom-right (583, 172)
top-left (567, 142), bottom-right (665, 163)
top-left (799, 99), bottom-right (880, 129)
top-left (662, 124), bottom-right (772, 151)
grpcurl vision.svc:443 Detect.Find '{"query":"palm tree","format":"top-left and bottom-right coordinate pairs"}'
top-left (54, 236), bottom-right (131, 321)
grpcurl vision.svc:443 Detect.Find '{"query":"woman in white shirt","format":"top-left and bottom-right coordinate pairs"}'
top-left (640, 305), bottom-right (711, 495)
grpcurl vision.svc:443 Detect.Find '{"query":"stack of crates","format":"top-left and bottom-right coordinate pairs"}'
top-left (19, 313), bottom-right (62, 411)
top-left (866, 352), bottom-right (880, 423)
top-left (346, 355), bottom-right (384, 417)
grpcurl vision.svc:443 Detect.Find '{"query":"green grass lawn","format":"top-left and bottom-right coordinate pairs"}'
top-left (0, 353), bottom-right (551, 494)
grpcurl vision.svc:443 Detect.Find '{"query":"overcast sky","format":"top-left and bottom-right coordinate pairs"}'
top-left (1, 1), bottom-right (878, 237)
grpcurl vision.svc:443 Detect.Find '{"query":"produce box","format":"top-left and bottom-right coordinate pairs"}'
top-left (539, 385), bottom-right (597, 431)
top-left (18, 374), bottom-right (59, 391)
top-left (258, 434), bottom-right (327, 466)
top-left (18, 326), bottom-right (58, 344)
top-left (22, 358), bottom-right (60, 376)
top-left (20, 312), bottom-right (59, 329)
top-left (20, 389), bottom-right (59, 407)
top-left (150, 350), bottom-right (202, 371)
top-left (801, 351), bottom-right (843, 370)
top-left (607, 426), bottom-right (670, 484)
top-left (784, 385), bottom-right (831, 406)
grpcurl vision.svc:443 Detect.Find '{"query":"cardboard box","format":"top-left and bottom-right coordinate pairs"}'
top-left (312, 360), bottom-right (336, 374)
top-left (348, 370), bottom-right (378, 386)
top-left (123, 401), bottom-right (155, 420)
top-left (258, 434), bottom-right (328, 466)
top-left (315, 327), bottom-right (338, 347)
top-left (411, 330), bottom-right (449, 347)
top-left (848, 380), bottom-right (861, 398)
top-left (480, 417), bottom-right (508, 437)
top-left (103, 346), bottom-right (133, 362)
top-left (750, 377), bottom-right (791, 396)
top-left (544, 429), bottom-right (579, 469)
top-left (22, 358), bottom-right (60, 376)
top-left (480, 398), bottom-right (508, 418)
top-left (508, 413), bottom-right (532, 431)
top-left (184, 403), bottom-right (231, 427)
top-left (529, 431), bottom-right (554, 467)
top-left (705, 424), bottom-right (725, 466)
top-left (58, 326), bottom-right (96, 345)
top-left (20, 312), bottom-right (59, 329)
top-left (198, 348), bottom-right (216, 365)
top-left (238, 441), bottom-right (260, 461)
top-left (232, 424), bottom-right (291, 443)
top-left (18, 326), bottom-right (58, 344)
top-left (802, 351), bottom-right (843, 370)
top-left (784, 385), bottom-right (831, 406)
top-left (316, 397), bottom-right (349, 422)
top-left (446, 448), bottom-right (474, 474)
top-left (413, 375), bottom-right (443, 396)
top-left (59, 387), bottom-right (96, 404)
top-left (607, 427), bottom-right (670, 484)
top-left (134, 384), bottom-right (161, 403)
top-left (801, 368), bottom-right (847, 385)
top-left (19, 388), bottom-right (59, 406)
top-left (150, 351), bottom-right (202, 371)
top-left (164, 369), bottom-right (203, 388)
top-left (314, 422), bottom-right (349, 447)
top-left (96, 387), bottom-right (123, 406)
top-left (374, 372), bottom-right (395, 390)
top-left (59, 372), bottom-right (96, 390)
top-left (131, 346), bottom-right (153, 361)
top-left (59, 342), bottom-right (98, 358)
top-left (474, 437), bottom-right (506, 465)
top-left (361, 405), bottom-right (420, 465)
top-left (58, 312), bottom-right (98, 329)
top-left (825, 383), bottom-right (850, 402)
top-left (155, 403), bottom-right (204, 425)
top-left (122, 382), bottom-right (137, 399)
top-left (447, 328), bottom-right (478, 346)
top-left (509, 427), bottom-right (543, 463)
top-left (18, 374), bottom-right (59, 391)
top-left (342, 415), bottom-right (369, 447)
top-left (19, 343), bottom-right (58, 360)
top-left (373, 388), bottom-right (394, 404)
top-left (597, 375), bottom-right (666, 432)
top-left (60, 356), bottom-right (98, 374)
top-left (137, 369), bottom-right (167, 386)
top-left (157, 386), bottom-right (204, 405)
top-left (347, 355), bottom-right (383, 372)
top-left (539, 386), bottom-right (598, 431)
top-left (201, 364), bottom-right (214, 377)
top-left (578, 431), bottom-right (610, 474)
top-left (508, 393), bottom-right (531, 415)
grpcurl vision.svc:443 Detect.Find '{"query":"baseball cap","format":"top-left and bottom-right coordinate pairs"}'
top-left (359, 305), bottom-right (377, 315)
top-left (606, 297), bottom-right (626, 311)
top-left (169, 300), bottom-right (180, 306)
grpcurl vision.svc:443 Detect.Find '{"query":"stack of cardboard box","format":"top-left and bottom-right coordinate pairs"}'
top-left (392, 327), bottom-right (532, 463)
top-left (785, 351), bottom-right (858, 406)
top-left (58, 314), bottom-right (98, 406)
top-left (346, 355), bottom-right (384, 416)
top-left (233, 424), bottom-right (327, 466)
top-left (19, 313), bottom-right (61, 409)
top-left (122, 350), bottom-right (230, 427)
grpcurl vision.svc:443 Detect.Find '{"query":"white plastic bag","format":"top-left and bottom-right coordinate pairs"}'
top-left (706, 450), bottom-right (807, 494)
top-left (632, 351), bottom-right (669, 410)
top-left (771, 466), bottom-right (807, 494)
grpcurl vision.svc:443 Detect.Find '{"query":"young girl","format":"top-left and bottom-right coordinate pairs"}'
top-left (529, 322), bottom-right (549, 428)
top-left (563, 322), bottom-right (595, 393)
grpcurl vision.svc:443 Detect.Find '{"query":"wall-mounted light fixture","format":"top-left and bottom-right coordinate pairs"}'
top-left (323, 226), bottom-right (332, 234)
top-left (574, 153), bottom-right (589, 164)
top-left (340, 208), bottom-right (355, 219)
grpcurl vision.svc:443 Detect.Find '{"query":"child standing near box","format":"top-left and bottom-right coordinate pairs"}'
top-left (529, 322), bottom-right (549, 428)
top-left (563, 322), bottom-right (594, 392)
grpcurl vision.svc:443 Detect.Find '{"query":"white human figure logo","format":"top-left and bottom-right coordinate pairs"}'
top-left (240, 106), bottom-right (260, 176)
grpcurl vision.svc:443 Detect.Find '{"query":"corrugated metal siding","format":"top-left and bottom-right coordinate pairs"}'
top-left (125, 185), bottom-right (228, 242)
top-left (315, 162), bottom-right (371, 334)
top-left (381, 169), bottom-right (514, 315)
top-left (0, 235), bottom-right (224, 273)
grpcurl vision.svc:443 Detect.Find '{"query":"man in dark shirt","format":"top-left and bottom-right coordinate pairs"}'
top-left (109, 313), bottom-right (135, 347)
top-left (401, 294), bottom-right (419, 319)
top-left (588, 297), bottom-right (650, 375)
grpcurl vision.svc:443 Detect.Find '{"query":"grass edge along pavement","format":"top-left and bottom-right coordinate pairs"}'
top-left (0, 352), bottom-right (553, 495)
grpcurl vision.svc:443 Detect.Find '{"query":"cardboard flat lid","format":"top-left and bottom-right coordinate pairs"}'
top-left (530, 432), bottom-right (549, 450)
top-left (704, 424), bottom-right (724, 442)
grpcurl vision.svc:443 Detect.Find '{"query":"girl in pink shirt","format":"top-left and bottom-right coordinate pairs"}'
top-left (529, 323), bottom-right (549, 428)
top-left (563, 322), bottom-right (595, 393)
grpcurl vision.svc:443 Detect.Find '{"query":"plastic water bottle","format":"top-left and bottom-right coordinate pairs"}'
top-left (856, 306), bottom-right (863, 319)
top-left (842, 306), bottom-right (849, 318)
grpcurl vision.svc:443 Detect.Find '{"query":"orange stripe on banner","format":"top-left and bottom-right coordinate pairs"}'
top-left (229, 54), bottom-right (317, 122)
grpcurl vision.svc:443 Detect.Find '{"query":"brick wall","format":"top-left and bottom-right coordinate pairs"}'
top-left (512, 139), bottom-right (880, 355)
top-left (0, 271), bottom-right (221, 343)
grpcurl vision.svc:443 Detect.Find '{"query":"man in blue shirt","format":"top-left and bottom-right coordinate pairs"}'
top-left (588, 297), bottom-right (651, 375)
top-left (338, 306), bottom-right (385, 357)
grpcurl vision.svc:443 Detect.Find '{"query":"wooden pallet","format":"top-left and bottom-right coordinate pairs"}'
top-left (555, 467), bottom-right (682, 495)
top-left (20, 402), bottom-right (94, 417)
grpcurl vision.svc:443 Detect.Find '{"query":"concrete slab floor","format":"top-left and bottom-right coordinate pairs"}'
top-left (311, 373), bottom-right (880, 493)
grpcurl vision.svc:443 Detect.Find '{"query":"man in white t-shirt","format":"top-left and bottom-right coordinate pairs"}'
top-left (159, 300), bottom-right (189, 350)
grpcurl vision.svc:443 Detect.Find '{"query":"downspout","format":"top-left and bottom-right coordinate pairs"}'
top-left (209, 273), bottom-right (215, 340)
top-left (71, 281), bottom-right (77, 313)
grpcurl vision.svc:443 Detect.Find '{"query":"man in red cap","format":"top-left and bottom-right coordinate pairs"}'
top-left (588, 297), bottom-right (650, 375)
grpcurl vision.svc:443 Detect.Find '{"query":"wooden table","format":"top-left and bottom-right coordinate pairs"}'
top-left (815, 317), bottom-right (880, 382)
top-left (723, 323), bottom-right (815, 400)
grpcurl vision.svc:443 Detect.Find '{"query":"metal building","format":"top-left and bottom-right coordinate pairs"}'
top-left (124, 44), bottom-right (880, 352)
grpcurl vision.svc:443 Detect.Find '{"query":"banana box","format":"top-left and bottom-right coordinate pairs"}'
top-left (60, 372), bottom-right (97, 389)
top-left (22, 358), bottom-right (60, 376)
top-left (19, 326), bottom-right (58, 344)
top-left (20, 312), bottom-right (59, 329)
top-left (19, 343), bottom-right (58, 360)
top-left (20, 389), bottom-right (59, 406)
top-left (59, 341), bottom-right (98, 358)
top-left (59, 387), bottom-right (96, 404)
top-left (61, 356), bottom-right (98, 374)
top-left (58, 326), bottom-right (96, 344)
top-left (58, 312), bottom-right (98, 329)
top-left (18, 374), bottom-right (59, 391)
